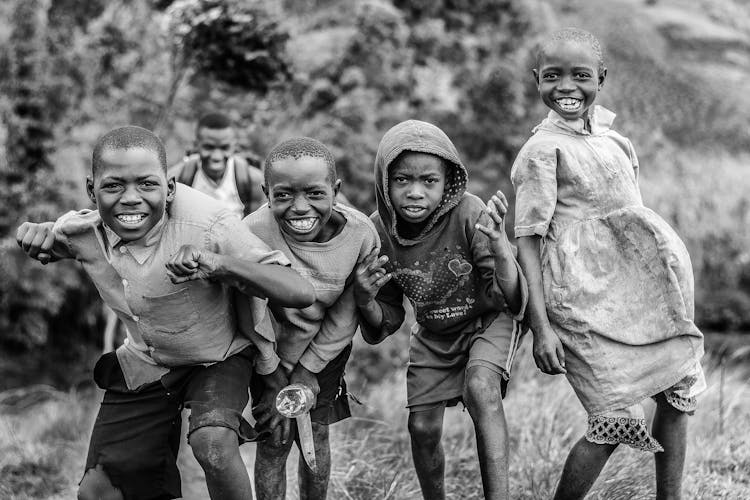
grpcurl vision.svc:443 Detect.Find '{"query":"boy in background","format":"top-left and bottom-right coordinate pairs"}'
top-left (354, 120), bottom-right (527, 500)
top-left (244, 137), bottom-right (379, 500)
top-left (16, 126), bottom-right (314, 500)
top-left (168, 112), bottom-right (265, 217)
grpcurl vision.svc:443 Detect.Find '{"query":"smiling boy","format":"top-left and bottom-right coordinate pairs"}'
top-left (239, 137), bottom-right (379, 500)
top-left (16, 126), bottom-right (314, 500)
top-left (168, 112), bottom-right (265, 217)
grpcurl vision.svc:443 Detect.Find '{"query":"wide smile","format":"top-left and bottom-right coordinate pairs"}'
top-left (116, 213), bottom-right (148, 227)
top-left (555, 97), bottom-right (583, 113)
top-left (284, 217), bottom-right (319, 234)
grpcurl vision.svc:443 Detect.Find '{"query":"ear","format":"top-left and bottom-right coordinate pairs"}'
top-left (532, 68), bottom-right (540, 86)
top-left (86, 177), bottom-right (96, 205)
top-left (598, 67), bottom-right (607, 89)
top-left (333, 179), bottom-right (342, 200)
top-left (166, 176), bottom-right (176, 203)
top-left (261, 184), bottom-right (269, 200)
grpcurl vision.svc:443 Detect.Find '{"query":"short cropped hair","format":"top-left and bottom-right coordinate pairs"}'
top-left (264, 137), bottom-right (337, 186)
top-left (91, 126), bottom-right (167, 177)
top-left (536, 27), bottom-right (605, 73)
top-left (197, 112), bottom-right (233, 131)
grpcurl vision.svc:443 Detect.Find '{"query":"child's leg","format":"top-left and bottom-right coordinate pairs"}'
top-left (79, 352), bottom-right (183, 500)
top-left (408, 405), bottom-right (447, 500)
top-left (297, 422), bottom-right (331, 500)
top-left (553, 438), bottom-right (617, 500)
top-left (190, 426), bottom-right (253, 499)
top-left (184, 347), bottom-right (256, 500)
top-left (463, 365), bottom-right (509, 500)
top-left (255, 435), bottom-right (295, 500)
top-left (297, 343), bottom-right (352, 500)
top-left (652, 393), bottom-right (688, 500)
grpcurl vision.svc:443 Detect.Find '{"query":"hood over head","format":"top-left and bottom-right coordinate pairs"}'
top-left (374, 119), bottom-right (468, 246)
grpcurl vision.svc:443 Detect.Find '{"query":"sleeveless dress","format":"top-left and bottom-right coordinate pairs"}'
top-left (512, 106), bottom-right (705, 451)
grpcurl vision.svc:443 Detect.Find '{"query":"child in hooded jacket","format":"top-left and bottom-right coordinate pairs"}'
top-left (354, 119), bottom-right (527, 500)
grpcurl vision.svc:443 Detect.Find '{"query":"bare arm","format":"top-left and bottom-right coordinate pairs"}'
top-left (516, 235), bottom-right (566, 374)
top-left (475, 191), bottom-right (523, 315)
top-left (166, 245), bottom-right (315, 308)
top-left (353, 249), bottom-right (404, 344)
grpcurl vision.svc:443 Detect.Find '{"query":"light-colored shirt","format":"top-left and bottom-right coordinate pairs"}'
top-left (245, 204), bottom-right (380, 373)
top-left (191, 157), bottom-right (245, 218)
top-left (52, 184), bottom-right (289, 390)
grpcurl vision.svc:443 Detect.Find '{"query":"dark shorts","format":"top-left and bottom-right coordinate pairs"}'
top-left (251, 343), bottom-right (352, 426)
top-left (83, 347), bottom-right (257, 500)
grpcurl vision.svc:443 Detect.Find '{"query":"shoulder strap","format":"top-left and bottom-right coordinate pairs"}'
top-left (233, 155), bottom-right (255, 217)
top-left (175, 156), bottom-right (199, 186)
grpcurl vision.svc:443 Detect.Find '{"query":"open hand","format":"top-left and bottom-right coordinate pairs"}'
top-left (166, 245), bottom-right (221, 283)
top-left (475, 190), bottom-right (513, 257)
top-left (532, 327), bottom-right (567, 375)
top-left (16, 222), bottom-right (57, 264)
top-left (353, 249), bottom-right (391, 307)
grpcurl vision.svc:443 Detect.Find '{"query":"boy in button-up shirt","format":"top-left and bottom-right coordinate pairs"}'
top-left (16, 126), bottom-right (315, 500)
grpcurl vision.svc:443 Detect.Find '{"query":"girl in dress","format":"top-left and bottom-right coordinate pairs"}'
top-left (512, 28), bottom-right (705, 499)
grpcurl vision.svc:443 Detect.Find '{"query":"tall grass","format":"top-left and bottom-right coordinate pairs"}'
top-left (1, 338), bottom-right (748, 499)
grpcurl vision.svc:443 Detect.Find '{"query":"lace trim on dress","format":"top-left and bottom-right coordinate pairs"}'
top-left (585, 415), bottom-right (664, 453)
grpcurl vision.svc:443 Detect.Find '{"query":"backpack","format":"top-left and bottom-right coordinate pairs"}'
top-left (175, 154), bottom-right (258, 217)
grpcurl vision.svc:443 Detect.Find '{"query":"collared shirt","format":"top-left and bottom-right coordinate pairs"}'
top-left (191, 157), bottom-right (245, 218)
top-left (53, 184), bottom-right (289, 390)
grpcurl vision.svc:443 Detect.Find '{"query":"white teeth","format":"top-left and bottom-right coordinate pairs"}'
top-left (287, 218), bottom-right (316, 232)
top-left (556, 98), bottom-right (582, 111)
top-left (117, 214), bottom-right (145, 224)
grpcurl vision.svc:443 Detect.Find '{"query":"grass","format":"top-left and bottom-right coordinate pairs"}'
top-left (1, 336), bottom-right (749, 499)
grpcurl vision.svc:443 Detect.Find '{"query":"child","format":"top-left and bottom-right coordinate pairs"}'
top-left (168, 112), bottom-right (265, 217)
top-left (512, 28), bottom-right (705, 499)
top-left (355, 119), bottom-right (527, 500)
top-left (16, 126), bottom-right (315, 500)
top-left (241, 137), bottom-right (380, 500)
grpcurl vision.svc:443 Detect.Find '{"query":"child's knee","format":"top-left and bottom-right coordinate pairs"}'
top-left (408, 412), bottom-right (442, 443)
top-left (464, 367), bottom-right (504, 412)
top-left (78, 465), bottom-right (124, 500)
top-left (189, 426), bottom-right (238, 471)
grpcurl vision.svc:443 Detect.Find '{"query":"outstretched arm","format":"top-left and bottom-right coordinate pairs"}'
top-left (516, 235), bottom-right (566, 375)
top-left (166, 245), bottom-right (315, 308)
top-left (16, 221), bottom-right (72, 264)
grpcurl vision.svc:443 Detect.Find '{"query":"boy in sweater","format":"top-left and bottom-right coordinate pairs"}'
top-left (243, 137), bottom-right (379, 500)
top-left (354, 120), bottom-right (527, 500)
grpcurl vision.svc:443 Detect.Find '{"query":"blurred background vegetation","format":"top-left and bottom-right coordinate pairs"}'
top-left (1, 0), bottom-right (749, 390)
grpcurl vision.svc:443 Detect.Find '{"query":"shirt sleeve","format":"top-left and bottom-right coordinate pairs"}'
top-left (511, 147), bottom-right (558, 238)
top-left (626, 138), bottom-right (640, 184)
top-left (359, 277), bottom-right (405, 343)
top-left (209, 212), bottom-right (290, 266)
top-left (298, 220), bottom-right (380, 372)
top-left (51, 209), bottom-right (97, 260)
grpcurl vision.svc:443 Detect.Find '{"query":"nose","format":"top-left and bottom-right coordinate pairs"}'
top-left (121, 185), bottom-right (142, 205)
top-left (291, 194), bottom-right (311, 213)
top-left (556, 75), bottom-right (575, 91)
top-left (406, 184), bottom-right (425, 199)
top-left (209, 148), bottom-right (224, 161)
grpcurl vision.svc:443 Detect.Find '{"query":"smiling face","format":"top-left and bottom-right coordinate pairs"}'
top-left (264, 155), bottom-right (341, 243)
top-left (534, 39), bottom-right (606, 122)
top-left (87, 147), bottom-right (175, 243)
top-left (196, 126), bottom-right (236, 182)
top-left (388, 152), bottom-right (446, 233)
